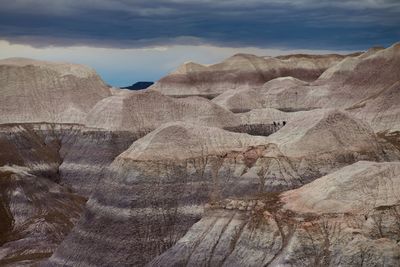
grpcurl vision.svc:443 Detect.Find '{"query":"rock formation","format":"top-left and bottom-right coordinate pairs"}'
top-left (85, 90), bottom-right (241, 133)
top-left (0, 58), bottom-right (111, 124)
top-left (150, 161), bottom-right (400, 267)
top-left (259, 43), bottom-right (400, 132)
top-left (45, 109), bottom-right (398, 266)
top-left (213, 76), bottom-right (309, 112)
top-left (282, 161), bottom-right (400, 214)
top-left (150, 53), bottom-right (350, 98)
top-left (0, 165), bottom-right (86, 266)
top-left (1, 43), bottom-right (400, 266)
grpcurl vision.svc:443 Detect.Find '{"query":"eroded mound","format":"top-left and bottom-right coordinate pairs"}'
top-left (0, 58), bottom-right (110, 124)
top-left (85, 90), bottom-right (241, 133)
top-left (282, 161), bottom-right (400, 214)
top-left (150, 53), bottom-right (347, 98)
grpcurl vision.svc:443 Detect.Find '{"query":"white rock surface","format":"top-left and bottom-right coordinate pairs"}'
top-left (116, 122), bottom-right (268, 162)
top-left (85, 90), bottom-right (241, 132)
top-left (238, 108), bottom-right (292, 125)
top-left (212, 88), bottom-right (265, 112)
top-left (266, 109), bottom-right (383, 158)
top-left (282, 161), bottom-right (400, 214)
top-left (0, 58), bottom-right (111, 125)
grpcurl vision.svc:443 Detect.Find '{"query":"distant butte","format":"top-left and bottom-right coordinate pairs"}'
top-left (121, 81), bottom-right (154, 90)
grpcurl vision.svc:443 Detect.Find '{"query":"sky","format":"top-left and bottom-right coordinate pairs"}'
top-left (0, 0), bottom-right (399, 87)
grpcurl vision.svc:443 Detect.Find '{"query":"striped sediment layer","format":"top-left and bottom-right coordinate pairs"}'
top-left (150, 161), bottom-right (400, 266)
top-left (0, 166), bottom-right (86, 266)
top-left (0, 123), bottom-right (139, 265)
top-left (150, 53), bottom-right (351, 98)
top-left (45, 110), bottom-right (398, 266)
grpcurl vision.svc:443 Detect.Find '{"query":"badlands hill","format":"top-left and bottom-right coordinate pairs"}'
top-left (282, 161), bottom-right (400, 214)
top-left (213, 76), bottom-right (309, 112)
top-left (45, 109), bottom-right (398, 266)
top-left (150, 53), bottom-right (351, 98)
top-left (200, 44), bottom-right (400, 133)
top-left (85, 90), bottom-right (241, 133)
top-left (259, 43), bottom-right (400, 131)
top-left (116, 121), bottom-right (266, 161)
top-left (1, 42), bottom-right (400, 266)
top-left (0, 58), bottom-right (111, 124)
top-left (150, 161), bottom-right (400, 267)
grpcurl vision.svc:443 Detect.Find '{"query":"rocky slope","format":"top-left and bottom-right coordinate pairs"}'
top-left (0, 123), bottom-right (137, 265)
top-left (0, 166), bottom-right (86, 266)
top-left (150, 53), bottom-right (350, 98)
top-left (282, 161), bottom-right (400, 214)
top-left (44, 108), bottom-right (398, 266)
top-left (0, 58), bottom-right (111, 124)
top-left (210, 44), bottom-right (400, 133)
top-left (258, 43), bottom-right (400, 132)
top-left (150, 161), bottom-right (400, 267)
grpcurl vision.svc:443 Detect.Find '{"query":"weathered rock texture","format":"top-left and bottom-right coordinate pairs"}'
top-left (0, 58), bottom-right (111, 124)
top-left (0, 123), bottom-right (137, 265)
top-left (45, 109), bottom-right (398, 266)
top-left (0, 166), bottom-right (86, 266)
top-left (150, 53), bottom-right (350, 98)
top-left (224, 108), bottom-right (292, 136)
top-left (150, 161), bottom-right (400, 267)
top-left (282, 161), bottom-right (400, 214)
top-left (212, 76), bottom-right (309, 112)
top-left (85, 90), bottom-right (241, 133)
top-left (1, 43), bottom-right (400, 267)
top-left (260, 43), bottom-right (400, 132)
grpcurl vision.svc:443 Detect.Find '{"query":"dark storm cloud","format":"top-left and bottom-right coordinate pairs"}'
top-left (0, 0), bottom-right (399, 50)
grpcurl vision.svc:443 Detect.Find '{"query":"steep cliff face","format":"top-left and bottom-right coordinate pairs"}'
top-left (150, 53), bottom-right (349, 98)
top-left (0, 123), bottom-right (138, 265)
top-left (0, 166), bottom-right (86, 266)
top-left (0, 58), bottom-right (111, 124)
top-left (0, 124), bottom-right (137, 197)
